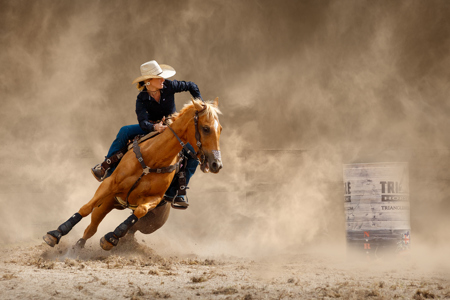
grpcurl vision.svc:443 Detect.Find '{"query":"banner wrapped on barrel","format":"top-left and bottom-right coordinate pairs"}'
top-left (343, 162), bottom-right (411, 259)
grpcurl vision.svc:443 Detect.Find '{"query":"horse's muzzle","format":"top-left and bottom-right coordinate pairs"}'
top-left (210, 159), bottom-right (223, 173)
top-left (201, 150), bottom-right (223, 174)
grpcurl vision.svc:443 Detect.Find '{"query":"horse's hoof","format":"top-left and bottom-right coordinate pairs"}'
top-left (100, 236), bottom-right (114, 251)
top-left (43, 234), bottom-right (57, 247)
top-left (74, 238), bottom-right (86, 249)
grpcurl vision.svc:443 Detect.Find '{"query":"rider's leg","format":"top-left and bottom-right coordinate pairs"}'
top-left (164, 154), bottom-right (199, 208)
top-left (92, 124), bottom-right (146, 181)
top-left (106, 124), bottom-right (147, 157)
top-left (184, 155), bottom-right (200, 187)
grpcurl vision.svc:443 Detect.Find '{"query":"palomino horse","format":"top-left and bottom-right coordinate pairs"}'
top-left (43, 98), bottom-right (222, 250)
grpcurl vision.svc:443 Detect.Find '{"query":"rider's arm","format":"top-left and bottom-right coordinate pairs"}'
top-left (169, 79), bottom-right (203, 101)
top-left (136, 97), bottom-right (155, 133)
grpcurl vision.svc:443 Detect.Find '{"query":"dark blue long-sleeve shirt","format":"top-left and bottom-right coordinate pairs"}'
top-left (135, 79), bottom-right (202, 133)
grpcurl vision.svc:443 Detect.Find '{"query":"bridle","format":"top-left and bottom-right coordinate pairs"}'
top-left (166, 104), bottom-right (207, 165)
top-left (193, 105), bottom-right (207, 165)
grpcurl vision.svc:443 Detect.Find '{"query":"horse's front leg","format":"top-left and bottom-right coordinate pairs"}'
top-left (75, 196), bottom-right (116, 249)
top-left (43, 213), bottom-right (83, 247)
top-left (100, 197), bottom-right (160, 251)
top-left (43, 178), bottom-right (115, 247)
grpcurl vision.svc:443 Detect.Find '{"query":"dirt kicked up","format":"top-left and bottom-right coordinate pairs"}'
top-left (0, 240), bottom-right (449, 300)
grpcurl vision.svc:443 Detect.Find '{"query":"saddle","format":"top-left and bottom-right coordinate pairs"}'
top-left (99, 131), bottom-right (160, 172)
top-left (127, 131), bottom-right (160, 150)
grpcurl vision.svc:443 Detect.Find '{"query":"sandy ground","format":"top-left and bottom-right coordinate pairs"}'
top-left (0, 239), bottom-right (449, 300)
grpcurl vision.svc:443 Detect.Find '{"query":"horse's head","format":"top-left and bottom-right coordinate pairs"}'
top-left (190, 98), bottom-right (223, 174)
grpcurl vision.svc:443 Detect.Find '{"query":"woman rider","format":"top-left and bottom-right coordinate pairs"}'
top-left (91, 60), bottom-right (202, 209)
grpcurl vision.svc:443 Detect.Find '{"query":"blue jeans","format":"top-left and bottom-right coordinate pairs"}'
top-left (105, 124), bottom-right (198, 199)
top-left (165, 151), bottom-right (199, 199)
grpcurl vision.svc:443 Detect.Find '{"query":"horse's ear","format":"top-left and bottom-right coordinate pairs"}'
top-left (191, 97), bottom-right (203, 111)
top-left (213, 97), bottom-right (219, 107)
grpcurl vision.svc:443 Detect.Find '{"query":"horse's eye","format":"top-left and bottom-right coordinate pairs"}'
top-left (202, 126), bottom-right (210, 133)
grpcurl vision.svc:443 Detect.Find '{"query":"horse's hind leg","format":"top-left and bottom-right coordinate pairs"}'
top-left (100, 213), bottom-right (139, 251)
top-left (122, 202), bottom-right (170, 245)
top-left (100, 197), bottom-right (160, 251)
top-left (75, 197), bottom-right (116, 249)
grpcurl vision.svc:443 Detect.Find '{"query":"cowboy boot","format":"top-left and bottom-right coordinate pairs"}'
top-left (91, 151), bottom-right (126, 182)
top-left (91, 158), bottom-right (114, 182)
top-left (91, 163), bottom-right (107, 182)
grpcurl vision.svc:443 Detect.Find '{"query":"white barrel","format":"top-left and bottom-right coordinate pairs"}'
top-left (343, 162), bottom-right (411, 258)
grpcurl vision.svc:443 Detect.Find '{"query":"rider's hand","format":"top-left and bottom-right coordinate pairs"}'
top-left (154, 117), bottom-right (167, 133)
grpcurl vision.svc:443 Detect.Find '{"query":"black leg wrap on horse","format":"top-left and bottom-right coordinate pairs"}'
top-left (113, 214), bottom-right (138, 238)
top-left (104, 232), bottom-right (119, 246)
top-left (104, 214), bottom-right (138, 247)
top-left (46, 230), bottom-right (62, 244)
top-left (57, 213), bottom-right (83, 235)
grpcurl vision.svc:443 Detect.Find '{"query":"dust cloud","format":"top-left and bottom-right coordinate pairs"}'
top-left (0, 0), bottom-right (449, 268)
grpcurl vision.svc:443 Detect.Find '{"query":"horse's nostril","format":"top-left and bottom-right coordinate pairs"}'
top-left (211, 162), bottom-right (218, 170)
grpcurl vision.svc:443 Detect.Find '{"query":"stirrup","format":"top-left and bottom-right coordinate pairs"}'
top-left (167, 196), bottom-right (189, 210)
top-left (171, 203), bottom-right (188, 210)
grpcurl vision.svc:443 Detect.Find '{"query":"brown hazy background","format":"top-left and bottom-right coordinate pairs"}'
top-left (1, 0), bottom-right (450, 259)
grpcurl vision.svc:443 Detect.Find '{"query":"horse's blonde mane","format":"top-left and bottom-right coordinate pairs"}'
top-left (171, 98), bottom-right (222, 122)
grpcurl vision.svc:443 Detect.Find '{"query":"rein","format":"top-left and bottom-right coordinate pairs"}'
top-left (165, 105), bottom-right (207, 164)
top-left (165, 125), bottom-right (198, 160)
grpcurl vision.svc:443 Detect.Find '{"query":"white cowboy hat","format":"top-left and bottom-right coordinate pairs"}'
top-left (131, 60), bottom-right (176, 84)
